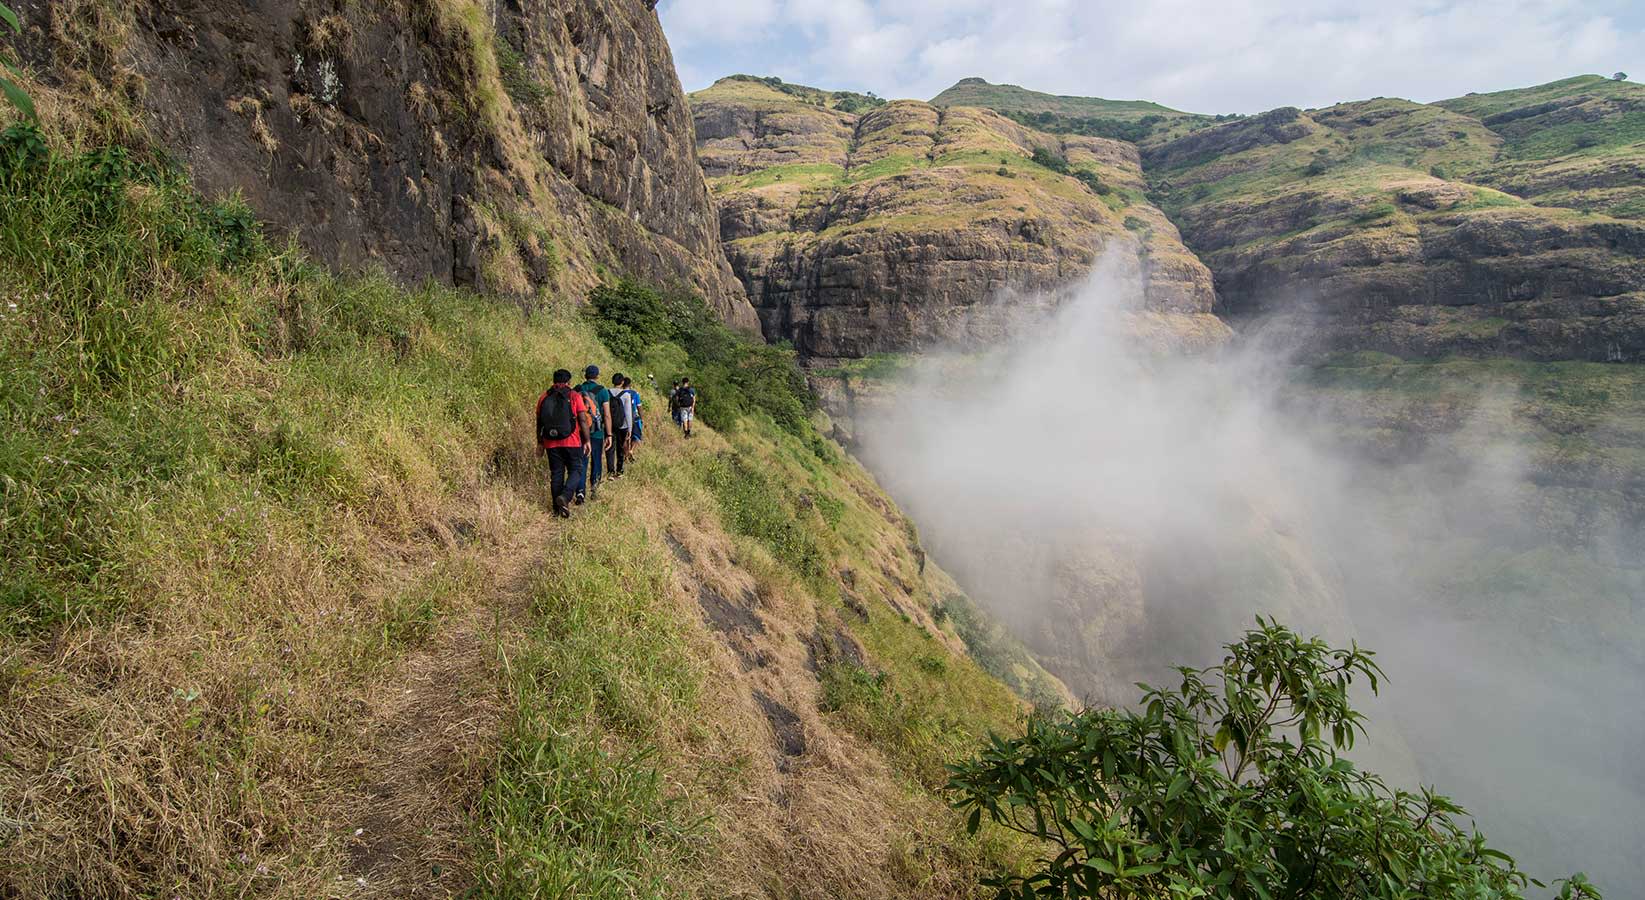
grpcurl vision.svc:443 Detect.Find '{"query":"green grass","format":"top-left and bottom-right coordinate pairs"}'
top-left (1436, 75), bottom-right (1640, 122)
top-left (846, 153), bottom-right (926, 182)
top-left (931, 77), bottom-right (1201, 122)
top-left (711, 161), bottom-right (845, 191)
top-left (475, 503), bottom-right (708, 896)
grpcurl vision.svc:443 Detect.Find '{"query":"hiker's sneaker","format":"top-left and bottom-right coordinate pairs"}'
top-left (574, 491), bottom-right (586, 505)
top-left (552, 496), bottom-right (570, 518)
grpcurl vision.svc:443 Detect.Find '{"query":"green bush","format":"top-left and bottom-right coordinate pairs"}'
top-left (1006, 110), bottom-right (1161, 143)
top-left (1072, 169), bottom-right (1111, 194)
top-left (1030, 147), bottom-right (1071, 175)
top-left (948, 619), bottom-right (1603, 900)
top-left (586, 278), bottom-right (815, 436)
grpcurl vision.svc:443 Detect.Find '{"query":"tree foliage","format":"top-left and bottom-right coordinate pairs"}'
top-left (586, 278), bottom-right (816, 437)
top-left (948, 618), bottom-right (1603, 900)
top-left (1006, 109), bottom-right (1164, 143)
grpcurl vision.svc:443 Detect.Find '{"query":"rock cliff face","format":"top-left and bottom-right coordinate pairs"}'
top-left (12, 0), bottom-right (757, 329)
top-left (689, 76), bottom-right (1224, 360)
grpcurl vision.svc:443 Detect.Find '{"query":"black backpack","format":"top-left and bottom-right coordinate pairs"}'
top-left (607, 391), bottom-right (630, 432)
top-left (673, 386), bottom-right (694, 409)
top-left (538, 388), bottom-right (576, 442)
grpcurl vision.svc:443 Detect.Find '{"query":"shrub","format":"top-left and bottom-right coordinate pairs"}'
top-left (1072, 169), bottom-right (1111, 194)
top-left (949, 619), bottom-right (1603, 900)
top-left (1005, 110), bottom-right (1160, 143)
top-left (496, 37), bottom-right (550, 110)
top-left (1030, 146), bottom-right (1070, 175)
top-left (586, 278), bottom-right (815, 436)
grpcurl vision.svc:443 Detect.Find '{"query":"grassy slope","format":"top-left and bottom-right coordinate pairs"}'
top-left (1148, 99), bottom-right (1527, 234)
top-left (936, 74), bottom-right (1645, 226)
top-left (930, 78), bottom-right (1215, 147)
top-left (930, 78), bottom-right (1198, 121)
top-left (1436, 75), bottom-right (1645, 219)
top-left (0, 137), bottom-right (1054, 897)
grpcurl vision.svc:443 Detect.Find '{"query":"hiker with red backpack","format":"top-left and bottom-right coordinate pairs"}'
top-left (535, 368), bottom-right (590, 518)
top-left (575, 365), bottom-right (613, 503)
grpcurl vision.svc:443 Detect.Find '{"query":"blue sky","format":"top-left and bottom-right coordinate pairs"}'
top-left (659, 0), bottom-right (1644, 113)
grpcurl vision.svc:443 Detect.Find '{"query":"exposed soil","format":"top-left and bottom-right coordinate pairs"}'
top-left (339, 521), bottom-right (550, 895)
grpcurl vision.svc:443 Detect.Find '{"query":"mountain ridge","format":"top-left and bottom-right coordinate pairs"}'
top-left (707, 71), bottom-right (1645, 363)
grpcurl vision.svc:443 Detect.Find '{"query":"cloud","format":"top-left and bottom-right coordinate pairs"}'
top-left (659, 0), bottom-right (779, 48)
top-left (658, 0), bottom-right (1645, 111)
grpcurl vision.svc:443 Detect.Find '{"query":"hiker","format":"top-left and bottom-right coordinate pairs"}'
top-left (673, 377), bottom-right (697, 438)
top-left (535, 369), bottom-right (590, 518)
top-left (669, 379), bottom-right (683, 426)
top-left (575, 365), bottom-right (613, 502)
top-left (626, 376), bottom-right (644, 451)
top-left (605, 371), bottom-right (632, 479)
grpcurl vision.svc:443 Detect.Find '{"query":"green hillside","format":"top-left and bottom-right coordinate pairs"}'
top-left (931, 77), bottom-right (1195, 120)
top-left (0, 126), bottom-right (1064, 897)
top-left (1436, 74), bottom-right (1645, 218)
top-left (931, 76), bottom-right (1215, 143)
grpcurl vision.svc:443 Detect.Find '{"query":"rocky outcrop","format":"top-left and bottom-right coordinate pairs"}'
top-left (1144, 95), bottom-right (1645, 361)
top-left (690, 77), bottom-right (1222, 359)
top-left (12, 0), bottom-right (757, 329)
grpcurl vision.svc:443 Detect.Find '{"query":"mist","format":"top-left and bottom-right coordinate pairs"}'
top-left (852, 250), bottom-right (1645, 893)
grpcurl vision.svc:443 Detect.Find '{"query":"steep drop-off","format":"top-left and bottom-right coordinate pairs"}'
top-left (689, 75), bottom-right (1226, 361)
top-left (10, 0), bottom-right (758, 329)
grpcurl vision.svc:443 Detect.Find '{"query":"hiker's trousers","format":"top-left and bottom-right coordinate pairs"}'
top-left (546, 446), bottom-right (585, 502)
top-left (608, 428), bottom-right (630, 476)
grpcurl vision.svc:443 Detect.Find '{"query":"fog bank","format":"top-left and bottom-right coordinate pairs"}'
top-left (854, 251), bottom-right (1645, 893)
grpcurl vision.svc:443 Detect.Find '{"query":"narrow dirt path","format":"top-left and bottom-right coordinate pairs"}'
top-left (340, 511), bottom-right (555, 897)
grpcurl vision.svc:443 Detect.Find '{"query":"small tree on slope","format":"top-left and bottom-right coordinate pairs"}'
top-left (948, 617), bottom-right (1603, 899)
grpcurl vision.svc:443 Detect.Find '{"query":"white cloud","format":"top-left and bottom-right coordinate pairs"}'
top-left (660, 0), bottom-right (779, 48)
top-left (660, 0), bottom-right (1645, 111)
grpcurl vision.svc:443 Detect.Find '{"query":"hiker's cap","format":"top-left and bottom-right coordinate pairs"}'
top-left (585, 365), bottom-right (600, 378)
